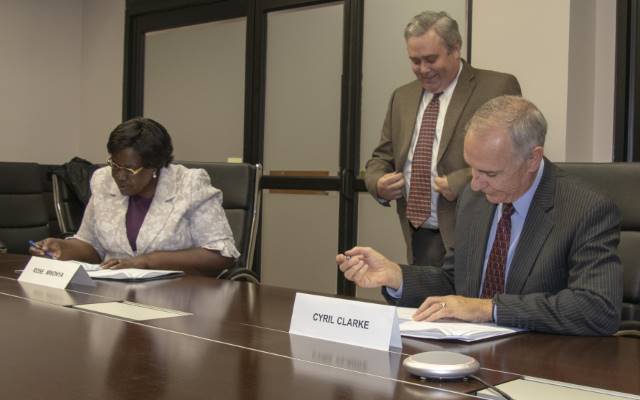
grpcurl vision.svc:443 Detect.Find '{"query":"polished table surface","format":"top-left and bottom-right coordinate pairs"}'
top-left (1, 253), bottom-right (638, 399)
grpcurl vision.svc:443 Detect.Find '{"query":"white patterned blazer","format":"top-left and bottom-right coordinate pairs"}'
top-left (74, 164), bottom-right (240, 261)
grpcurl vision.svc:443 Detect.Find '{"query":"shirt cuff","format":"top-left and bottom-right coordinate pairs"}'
top-left (492, 300), bottom-right (498, 323)
top-left (385, 281), bottom-right (404, 299)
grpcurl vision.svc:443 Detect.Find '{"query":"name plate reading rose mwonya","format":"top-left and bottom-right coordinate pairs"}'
top-left (289, 293), bottom-right (402, 351)
top-left (18, 256), bottom-right (95, 289)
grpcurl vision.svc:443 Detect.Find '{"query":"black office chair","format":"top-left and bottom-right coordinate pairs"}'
top-left (558, 162), bottom-right (640, 331)
top-left (0, 162), bottom-right (50, 254)
top-left (50, 157), bottom-right (98, 237)
top-left (38, 164), bottom-right (60, 237)
top-left (178, 161), bottom-right (262, 283)
top-left (51, 174), bottom-right (85, 236)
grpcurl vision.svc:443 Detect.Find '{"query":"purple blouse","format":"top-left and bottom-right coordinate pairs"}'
top-left (126, 195), bottom-right (153, 251)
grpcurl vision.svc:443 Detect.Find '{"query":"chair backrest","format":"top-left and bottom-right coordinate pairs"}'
top-left (177, 161), bottom-right (262, 275)
top-left (39, 164), bottom-right (61, 237)
top-left (51, 174), bottom-right (85, 236)
top-left (557, 162), bottom-right (640, 322)
top-left (0, 162), bottom-right (50, 254)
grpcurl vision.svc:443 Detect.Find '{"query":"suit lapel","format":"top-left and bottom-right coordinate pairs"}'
top-left (506, 161), bottom-right (556, 294)
top-left (438, 61), bottom-right (476, 164)
top-left (135, 166), bottom-right (176, 254)
top-left (465, 197), bottom-right (495, 297)
top-left (104, 183), bottom-right (132, 256)
top-left (397, 82), bottom-right (424, 169)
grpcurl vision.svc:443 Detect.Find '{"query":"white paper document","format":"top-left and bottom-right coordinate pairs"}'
top-left (55, 260), bottom-right (184, 281)
top-left (397, 307), bottom-right (523, 342)
top-left (65, 260), bottom-right (102, 272)
top-left (74, 301), bottom-right (192, 321)
top-left (87, 268), bottom-right (184, 281)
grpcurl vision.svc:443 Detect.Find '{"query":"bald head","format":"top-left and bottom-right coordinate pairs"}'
top-left (465, 95), bottom-right (547, 160)
top-left (463, 96), bottom-right (546, 204)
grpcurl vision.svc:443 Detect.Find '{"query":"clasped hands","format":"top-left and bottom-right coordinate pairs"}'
top-left (336, 246), bottom-right (493, 323)
top-left (376, 172), bottom-right (456, 202)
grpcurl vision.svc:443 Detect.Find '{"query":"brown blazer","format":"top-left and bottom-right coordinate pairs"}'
top-left (365, 61), bottom-right (521, 254)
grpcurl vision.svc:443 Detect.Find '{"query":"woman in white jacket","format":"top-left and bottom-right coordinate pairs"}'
top-left (31, 118), bottom-right (239, 276)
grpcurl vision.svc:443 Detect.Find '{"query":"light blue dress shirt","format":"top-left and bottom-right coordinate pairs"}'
top-left (480, 159), bottom-right (545, 290)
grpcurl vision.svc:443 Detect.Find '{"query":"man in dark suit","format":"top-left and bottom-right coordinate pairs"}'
top-left (365, 11), bottom-right (521, 267)
top-left (340, 96), bottom-right (622, 336)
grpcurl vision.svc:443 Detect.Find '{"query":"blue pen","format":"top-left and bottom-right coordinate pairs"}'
top-left (28, 240), bottom-right (55, 259)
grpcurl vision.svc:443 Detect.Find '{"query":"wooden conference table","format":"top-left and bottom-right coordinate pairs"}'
top-left (0, 253), bottom-right (638, 399)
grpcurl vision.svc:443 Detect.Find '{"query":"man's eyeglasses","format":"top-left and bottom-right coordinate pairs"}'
top-left (107, 158), bottom-right (145, 176)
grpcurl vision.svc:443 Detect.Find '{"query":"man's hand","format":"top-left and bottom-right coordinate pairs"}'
top-left (413, 295), bottom-right (493, 323)
top-left (434, 176), bottom-right (457, 201)
top-left (336, 247), bottom-right (402, 290)
top-left (101, 255), bottom-right (150, 270)
top-left (376, 172), bottom-right (405, 201)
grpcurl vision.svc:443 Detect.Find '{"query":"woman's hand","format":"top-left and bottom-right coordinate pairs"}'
top-left (29, 238), bottom-right (65, 259)
top-left (101, 255), bottom-right (150, 270)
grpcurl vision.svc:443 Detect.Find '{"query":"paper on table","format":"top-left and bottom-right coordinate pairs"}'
top-left (87, 268), bottom-right (184, 281)
top-left (74, 301), bottom-right (191, 321)
top-left (397, 307), bottom-right (523, 342)
top-left (65, 260), bottom-right (102, 272)
top-left (60, 260), bottom-right (184, 281)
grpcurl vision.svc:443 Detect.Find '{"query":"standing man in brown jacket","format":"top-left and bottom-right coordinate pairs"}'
top-left (365, 10), bottom-right (521, 266)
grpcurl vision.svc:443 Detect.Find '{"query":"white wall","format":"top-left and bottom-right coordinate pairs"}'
top-left (0, 0), bottom-right (617, 165)
top-left (79, 0), bottom-right (125, 163)
top-left (0, 0), bottom-right (83, 163)
top-left (566, 0), bottom-right (596, 161)
top-left (0, 0), bottom-right (124, 164)
top-left (472, 0), bottom-right (616, 162)
top-left (144, 18), bottom-right (246, 163)
top-left (592, 0), bottom-right (617, 161)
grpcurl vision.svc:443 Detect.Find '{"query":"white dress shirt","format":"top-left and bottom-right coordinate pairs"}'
top-left (403, 61), bottom-right (463, 229)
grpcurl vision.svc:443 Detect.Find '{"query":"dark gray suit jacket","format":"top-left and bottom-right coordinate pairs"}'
top-left (386, 161), bottom-right (623, 336)
top-left (365, 61), bottom-right (521, 253)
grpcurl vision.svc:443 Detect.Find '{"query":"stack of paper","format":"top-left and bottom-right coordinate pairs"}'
top-left (397, 307), bottom-right (523, 342)
top-left (61, 260), bottom-right (184, 281)
top-left (65, 260), bottom-right (102, 271)
top-left (87, 268), bottom-right (184, 281)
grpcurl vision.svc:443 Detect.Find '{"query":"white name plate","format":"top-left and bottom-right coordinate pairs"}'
top-left (289, 293), bottom-right (402, 351)
top-left (18, 256), bottom-right (96, 289)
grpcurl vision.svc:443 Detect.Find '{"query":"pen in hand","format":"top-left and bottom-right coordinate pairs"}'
top-left (28, 240), bottom-right (55, 259)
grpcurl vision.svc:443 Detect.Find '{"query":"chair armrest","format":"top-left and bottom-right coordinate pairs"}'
top-left (217, 263), bottom-right (260, 283)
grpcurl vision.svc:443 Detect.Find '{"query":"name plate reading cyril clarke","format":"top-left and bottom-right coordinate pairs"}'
top-left (289, 293), bottom-right (402, 351)
top-left (18, 256), bottom-right (95, 289)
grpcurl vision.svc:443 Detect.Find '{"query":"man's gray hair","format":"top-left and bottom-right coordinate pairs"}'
top-left (404, 11), bottom-right (462, 52)
top-left (466, 96), bottom-right (547, 159)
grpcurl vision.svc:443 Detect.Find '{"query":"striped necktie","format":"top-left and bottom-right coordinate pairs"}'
top-left (406, 92), bottom-right (442, 229)
top-left (481, 203), bottom-right (515, 298)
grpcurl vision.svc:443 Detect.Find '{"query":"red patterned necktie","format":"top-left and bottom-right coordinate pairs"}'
top-left (481, 203), bottom-right (515, 298)
top-left (406, 92), bottom-right (442, 229)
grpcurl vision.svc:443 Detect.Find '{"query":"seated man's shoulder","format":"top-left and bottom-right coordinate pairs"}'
top-left (553, 170), bottom-right (620, 219)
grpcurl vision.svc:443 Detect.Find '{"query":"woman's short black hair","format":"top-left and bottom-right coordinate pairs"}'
top-left (107, 117), bottom-right (174, 168)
